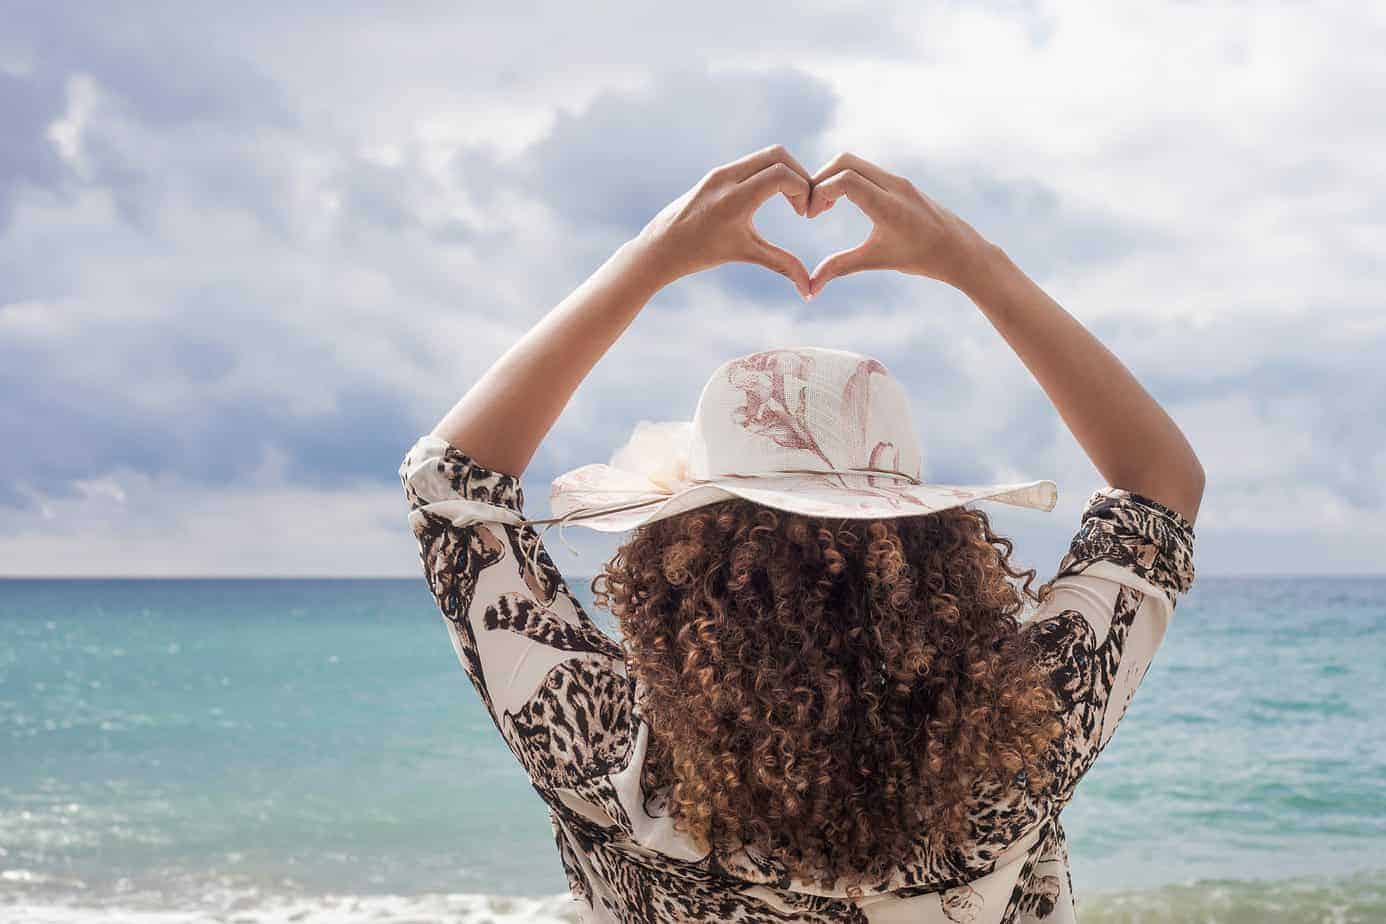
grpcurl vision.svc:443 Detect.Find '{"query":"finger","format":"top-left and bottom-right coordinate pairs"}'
top-left (806, 168), bottom-right (889, 220)
top-left (744, 232), bottom-right (812, 300)
top-left (710, 143), bottom-right (813, 186)
top-left (740, 161), bottom-right (811, 216)
top-left (807, 242), bottom-right (879, 297)
top-left (808, 150), bottom-right (904, 190)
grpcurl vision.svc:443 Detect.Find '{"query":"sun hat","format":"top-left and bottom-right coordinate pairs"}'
top-left (411, 347), bottom-right (1057, 569)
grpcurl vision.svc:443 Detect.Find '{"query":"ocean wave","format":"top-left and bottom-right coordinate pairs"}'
top-left (1078, 870), bottom-right (1386, 924)
top-left (3, 870), bottom-right (1385, 924)
top-left (0, 889), bottom-right (583, 924)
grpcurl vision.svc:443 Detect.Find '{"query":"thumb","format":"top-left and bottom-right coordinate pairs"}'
top-left (745, 233), bottom-right (812, 300)
top-left (809, 243), bottom-right (876, 297)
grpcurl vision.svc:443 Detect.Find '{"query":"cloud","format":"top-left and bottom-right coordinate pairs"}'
top-left (0, 68), bottom-right (69, 231)
top-left (526, 67), bottom-right (837, 232)
top-left (0, 1), bottom-right (1382, 575)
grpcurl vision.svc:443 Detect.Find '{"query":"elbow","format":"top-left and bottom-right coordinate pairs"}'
top-left (1120, 454), bottom-right (1205, 527)
top-left (1172, 456), bottom-right (1206, 526)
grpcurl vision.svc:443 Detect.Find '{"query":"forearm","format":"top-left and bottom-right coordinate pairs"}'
top-left (429, 236), bottom-right (670, 477)
top-left (956, 243), bottom-right (1205, 524)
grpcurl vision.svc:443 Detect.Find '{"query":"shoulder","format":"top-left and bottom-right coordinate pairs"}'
top-left (399, 434), bottom-right (526, 518)
top-left (1053, 486), bottom-right (1197, 608)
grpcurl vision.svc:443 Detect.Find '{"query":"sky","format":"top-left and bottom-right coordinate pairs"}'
top-left (1, 1), bottom-right (1383, 578)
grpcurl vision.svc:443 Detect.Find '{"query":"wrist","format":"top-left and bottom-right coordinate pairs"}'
top-left (614, 233), bottom-right (679, 296)
top-left (948, 238), bottom-right (1014, 299)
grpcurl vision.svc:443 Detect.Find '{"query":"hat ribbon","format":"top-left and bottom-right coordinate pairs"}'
top-left (414, 464), bottom-right (925, 575)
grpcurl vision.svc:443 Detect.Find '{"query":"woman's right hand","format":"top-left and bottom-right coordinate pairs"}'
top-left (633, 145), bottom-right (815, 299)
top-left (804, 152), bottom-right (996, 296)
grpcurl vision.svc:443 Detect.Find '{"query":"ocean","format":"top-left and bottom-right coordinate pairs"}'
top-left (1, 576), bottom-right (1383, 923)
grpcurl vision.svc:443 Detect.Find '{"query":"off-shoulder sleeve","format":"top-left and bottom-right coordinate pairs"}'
top-left (398, 435), bottom-right (638, 831)
top-left (1024, 487), bottom-right (1197, 810)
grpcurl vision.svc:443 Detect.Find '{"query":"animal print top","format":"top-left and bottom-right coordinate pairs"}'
top-left (399, 433), bottom-right (1197, 923)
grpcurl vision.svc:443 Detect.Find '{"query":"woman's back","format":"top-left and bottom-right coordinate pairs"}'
top-left (589, 491), bottom-right (1069, 897)
top-left (398, 435), bottom-right (1196, 922)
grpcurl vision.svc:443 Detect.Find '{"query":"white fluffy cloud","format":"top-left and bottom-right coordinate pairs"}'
top-left (1, 1), bottom-right (1382, 576)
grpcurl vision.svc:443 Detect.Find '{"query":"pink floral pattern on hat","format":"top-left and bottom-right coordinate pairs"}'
top-left (725, 349), bottom-right (834, 469)
top-left (724, 349), bottom-right (928, 506)
top-left (725, 349), bottom-right (906, 485)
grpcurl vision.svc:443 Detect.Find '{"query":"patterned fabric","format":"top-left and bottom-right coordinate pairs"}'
top-left (398, 435), bottom-right (1197, 923)
top-left (1051, 488), bottom-right (1196, 600)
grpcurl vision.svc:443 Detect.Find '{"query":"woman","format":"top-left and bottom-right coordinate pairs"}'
top-left (398, 146), bottom-right (1204, 922)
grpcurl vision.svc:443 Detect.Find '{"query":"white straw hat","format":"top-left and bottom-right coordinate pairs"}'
top-left (529, 346), bottom-right (1058, 534)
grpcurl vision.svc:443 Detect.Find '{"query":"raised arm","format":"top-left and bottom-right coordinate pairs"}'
top-left (429, 144), bottom-right (815, 477)
top-left (397, 147), bottom-right (820, 824)
top-left (950, 249), bottom-right (1204, 524)
top-left (800, 153), bottom-right (1202, 827)
top-left (803, 152), bottom-right (1205, 524)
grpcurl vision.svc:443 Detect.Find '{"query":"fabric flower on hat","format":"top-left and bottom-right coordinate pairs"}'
top-left (609, 420), bottom-right (694, 492)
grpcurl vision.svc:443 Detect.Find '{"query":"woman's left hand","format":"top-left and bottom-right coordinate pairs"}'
top-left (633, 145), bottom-right (814, 300)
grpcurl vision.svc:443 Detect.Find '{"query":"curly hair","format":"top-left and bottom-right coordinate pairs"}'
top-left (590, 497), bottom-right (1067, 895)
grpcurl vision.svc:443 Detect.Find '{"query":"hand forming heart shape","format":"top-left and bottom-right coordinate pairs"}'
top-left (634, 145), bottom-right (993, 302)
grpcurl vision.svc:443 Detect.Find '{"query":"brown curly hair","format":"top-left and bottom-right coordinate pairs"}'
top-left (590, 497), bottom-right (1066, 894)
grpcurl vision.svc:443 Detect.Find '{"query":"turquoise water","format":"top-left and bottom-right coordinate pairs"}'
top-left (1, 576), bottom-right (1384, 922)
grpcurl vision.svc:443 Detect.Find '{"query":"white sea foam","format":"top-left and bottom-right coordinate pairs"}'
top-left (0, 891), bottom-right (582, 924)
top-left (4, 873), bottom-right (1386, 924)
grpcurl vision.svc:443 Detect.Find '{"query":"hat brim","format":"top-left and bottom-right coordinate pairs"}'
top-left (546, 465), bottom-right (1058, 533)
